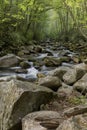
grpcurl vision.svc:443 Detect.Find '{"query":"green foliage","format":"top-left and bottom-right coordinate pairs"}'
top-left (0, 0), bottom-right (87, 49)
top-left (69, 96), bottom-right (87, 105)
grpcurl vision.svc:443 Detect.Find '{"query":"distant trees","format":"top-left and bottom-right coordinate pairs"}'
top-left (0, 0), bottom-right (87, 46)
top-left (53, 0), bottom-right (87, 41)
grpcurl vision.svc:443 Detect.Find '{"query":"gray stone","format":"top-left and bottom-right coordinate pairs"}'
top-left (17, 50), bottom-right (30, 57)
top-left (63, 68), bottom-right (86, 85)
top-left (20, 61), bottom-right (31, 69)
top-left (57, 83), bottom-right (73, 98)
top-left (34, 45), bottom-right (43, 53)
top-left (63, 104), bottom-right (87, 117)
top-left (56, 113), bottom-right (87, 130)
top-left (74, 63), bottom-right (87, 71)
top-left (0, 79), bottom-right (53, 130)
top-left (44, 56), bottom-right (70, 67)
top-left (22, 111), bottom-right (60, 130)
top-left (74, 73), bottom-right (87, 93)
top-left (49, 66), bottom-right (70, 80)
top-left (14, 68), bottom-right (28, 73)
top-left (0, 75), bottom-right (16, 82)
top-left (39, 76), bottom-right (62, 91)
top-left (0, 54), bottom-right (21, 67)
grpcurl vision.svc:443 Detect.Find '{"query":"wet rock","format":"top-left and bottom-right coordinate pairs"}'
top-left (26, 45), bottom-right (35, 53)
top-left (58, 50), bottom-right (71, 57)
top-left (44, 49), bottom-right (53, 56)
top-left (0, 54), bottom-right (21, 67)
top-left (74, 73), bottom-right (87, 94)
top-left (20, 61), bottom-right (31, 69)
top-left (47, 52), bottom-right (54, 56)
top-left (38, 76), bottom-right (62, 91)
top-left (44, 57), bottom-right (61, 67)
top-left (0, 79), bottom-right (53, 130)
top-left (49, 66), bottom-right (70, 80)
top-left (71, 56), bottom-right (80, 63)
top-left (57, 113), bottom-right (87, 130)
top-left (0, 75), bottom-right (16, 82)
top-left (15, 68), bottom-right (28, 73)
top-left (37, 73), bottom-right (46, 78)
top-left (17, 50), bottom-right (30, 57)
top-left (34, 45), bottom-right (43, 53)
top-left (59, 56), bottom-right (70, 62)
top-left (63, 68), bottom-right (86, 85)
top-left (28, 56), bottom-right (37, 62)
top-left (34, 61), bottom-right (44, 68)
top-left (44, 57), bottom-right (70, 67)
top-left (16, 75), bottom-right (37, 82)
top-left (22, 111), bottom-right (60, 130)
top-left (36, 53), bottom-right (48, 59)
top-left (17, 50), bottom-right (25, 57)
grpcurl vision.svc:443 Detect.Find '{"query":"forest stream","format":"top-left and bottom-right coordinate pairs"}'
top-left (0, 42), bottom-right (78, 82)
top-left (1, 42), bottom-right (87, 130)
top-left (1, 0), bottom-right (87, 129)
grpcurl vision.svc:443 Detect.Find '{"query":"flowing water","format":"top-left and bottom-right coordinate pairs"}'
top-left (0, 44), bottom-right (78, 81)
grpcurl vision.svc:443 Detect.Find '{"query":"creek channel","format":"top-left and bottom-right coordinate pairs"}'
top-left (0, 43), bottom-right (79, 81)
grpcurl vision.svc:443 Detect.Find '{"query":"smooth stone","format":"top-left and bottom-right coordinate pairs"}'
top-left (22, 111), bottom-right (60, 130)
top-left (0, 54), bottom-right (22, 67)
top-left (49, 66), bottom-right (70, 80)
top-left (63, 67), bottom-right (86, 85)
top-left (20, 61), bottom-right (31, 69)
top-left (74, 73), bottom-right (87, 94)
top-left (38, 76), bottom-right (62, 91)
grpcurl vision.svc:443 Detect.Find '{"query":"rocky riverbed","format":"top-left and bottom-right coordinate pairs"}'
top-left (1, 42), bottom-right (87, 130)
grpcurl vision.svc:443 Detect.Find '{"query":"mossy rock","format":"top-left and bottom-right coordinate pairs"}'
top-left (20, 61), bottom-right (31, 69)
top-left (44, 57), bottom-right (70, 67)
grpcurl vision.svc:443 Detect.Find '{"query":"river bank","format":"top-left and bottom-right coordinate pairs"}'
top-left (0, 41), bottom-right (87, 130)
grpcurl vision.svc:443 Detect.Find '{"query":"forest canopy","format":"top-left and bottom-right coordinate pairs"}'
top-left (0, 0), bottom-right (87, 47)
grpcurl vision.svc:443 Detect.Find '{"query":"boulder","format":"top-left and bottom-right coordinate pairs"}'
top-left (20, 61), bottom-right (31, 69)
top-left (57, 83), bottom-right (73, 98)
top-left (0, 79), bottom-right (53, 130)
top-left (74, 63), bottom-right (87, 71)
top-left (44, 57), bottom-right (61, 67)
top-left (28, 56), bottom-right (37, 62)
top-left (83, 59), bottom-right (87, 64)
top-left (49, 66), bottom-right (70, 80)
top-left (0, 54), bottom-right (21, 67)
top-left (39, 76), bottom-right (62, 91)
top-left (58, 50), bottom-right (70, 57)
top-left (71, 56), bottom-right (80, 63)
top-left (34, 45), bottom-right (43, 53)
top-left (22, 111), bottom-right (60, 130)
top-left (14, 68), bottom-right (28, 73)
top-left (63, 68), bottom-right (86, 85)
top-left (0, 75), bottom-right (16, 82)
top-left (56, 114), bottom-right (87, 130)
top-left (74, 73), bottom-right (87, 94)
top-left (44, 56), bottom-right (70, 67)
top-left (17, 50), bottom-right (30, 57)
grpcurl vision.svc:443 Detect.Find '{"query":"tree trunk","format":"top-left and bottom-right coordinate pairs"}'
top-left (63, 0), bottom-right (87, 41)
